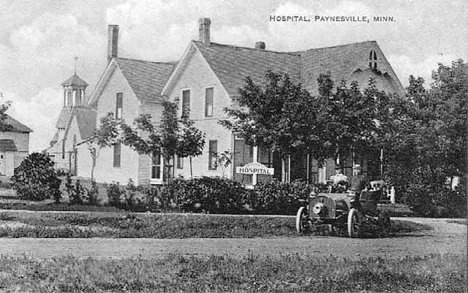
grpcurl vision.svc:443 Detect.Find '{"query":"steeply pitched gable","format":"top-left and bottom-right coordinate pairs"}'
top-left (89, 58), bottom-right (176, 106)
top-left (73, 107), bottom-right (97, 140)
top-left (298, 41), bottom-right (404, 95)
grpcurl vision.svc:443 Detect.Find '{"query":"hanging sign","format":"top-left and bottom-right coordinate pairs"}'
top-left (236, 162), bottom-right (274, 175)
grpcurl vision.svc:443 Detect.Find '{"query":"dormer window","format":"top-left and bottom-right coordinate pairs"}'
top-left (369, 50), bottom-right (378, 70)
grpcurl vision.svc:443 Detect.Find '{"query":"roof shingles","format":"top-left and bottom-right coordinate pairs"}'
top-left (115, 58), bottom-right (176, 103)
top-left (194, 41), bottom-right (301, 97)
top-left (193, 40), bottom-right (403, 97)
top-left (4, 115), bottom-right (32, 133)
top-left (0, 139), bottom-right (17, 152)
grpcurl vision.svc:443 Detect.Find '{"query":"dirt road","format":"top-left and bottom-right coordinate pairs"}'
top-left (0, 218), bottom-right (465, 259)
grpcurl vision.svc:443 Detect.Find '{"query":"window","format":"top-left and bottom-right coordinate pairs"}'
top-left (205, 87), bottom-right (214, 117)
top-left (113, 143), bottom-right (121, 167)
top-left (72, 90), bottom-right (77, 106)
top-left (151, 154), bottom-right (162, 182)
top-left (369, 50), bottom-right (378, 70)
top-left (116, 93), bottom-right (123, 119)
top-left (208, 140), bottom-right (218, 170)
top-left (177, 156), bottom-right (184, 169)
top-left (182, 90), bottom-right (190, 118)
top-left (67, 90), bottom-right (72, 107)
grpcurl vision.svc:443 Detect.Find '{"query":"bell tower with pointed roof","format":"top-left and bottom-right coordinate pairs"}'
top-left (61, 57), bottom-right (88, 108)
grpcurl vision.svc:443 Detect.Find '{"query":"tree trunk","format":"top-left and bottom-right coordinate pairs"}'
top-left (91, 157), bottom-right (96, 181)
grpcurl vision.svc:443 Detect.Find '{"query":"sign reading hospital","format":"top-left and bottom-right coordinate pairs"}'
top-left (236, 162), bottom-right (274, 175)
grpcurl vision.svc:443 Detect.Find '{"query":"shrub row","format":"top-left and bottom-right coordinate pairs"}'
top-left (161, 177), bottom-right (314, 215)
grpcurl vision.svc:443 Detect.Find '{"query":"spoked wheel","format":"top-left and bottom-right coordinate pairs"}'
top-left (347, 208), bottom-right (362, 238)
top-left (296, 206), bottom-right (310, 233)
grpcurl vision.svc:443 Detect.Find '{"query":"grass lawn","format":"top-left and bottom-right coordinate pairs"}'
top-left (0, 211), bottom-right (430, 238)
top-left (0, 253), bottom-right (465, 292)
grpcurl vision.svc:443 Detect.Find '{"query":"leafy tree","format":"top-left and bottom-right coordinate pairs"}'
top-left (87, 113), bottom-right (120, 181)
top-left (381, 60), bottom-right (467, 216)
top-left (315, 74), bottom-right (393, 166)
top-left (177, 113), bottom-right (205, 177)
top-left (121, 101), bottom-right (205, 183)
top-left (221, 71), bottom-right (322, 182)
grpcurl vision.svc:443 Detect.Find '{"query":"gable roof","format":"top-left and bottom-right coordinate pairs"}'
top-left (0, 139), bottom-right (17, 152)
top-left (165, 40), bottom-right (404, 98)
top-left (299, 41), bottom-right (375, 94)
top-left (56, 108), bottom-right (73, 129)
top-left (73, 107), bottom-right (97, 139)
top-left (3, 115), bottom-right (33, 133)
top-left (54, 106), bottom-right (96, 142)
top-left (115, 58), bottom-right (176, 103)
top-left (193, 41), bottom-right (301, 97)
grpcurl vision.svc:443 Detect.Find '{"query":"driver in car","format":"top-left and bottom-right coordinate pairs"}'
top-left (348, 164), bottom-right (371, 209)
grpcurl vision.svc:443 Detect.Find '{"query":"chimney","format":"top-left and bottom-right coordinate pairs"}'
top-left (255, 41), bottom-right (266, 50)
top-left (199, 18), bottom-right (211, 45)
top-left (107, 25), bottom-right (119, 63)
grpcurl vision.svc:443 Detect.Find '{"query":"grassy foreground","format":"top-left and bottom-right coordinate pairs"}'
top-left (0, 253), bottom-right (465, 292)
top-left (0, 212), bottom-right (430, 238)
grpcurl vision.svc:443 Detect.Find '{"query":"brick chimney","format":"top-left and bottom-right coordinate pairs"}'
top-left (107, 25), bottom-right (119, 63)
top-left (255, 41), bottom-right (266, 50)
top-left (199, 18), bottom-right (211, 45)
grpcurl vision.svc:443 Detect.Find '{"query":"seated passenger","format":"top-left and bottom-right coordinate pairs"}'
top-left (330, 165), bottom-right (348, 192)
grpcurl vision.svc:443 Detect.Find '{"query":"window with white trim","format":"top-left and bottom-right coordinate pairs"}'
top-left (208, 140), bottom-right (218, 170)
top-left (205, 87), bottom-right (214, 117)
top-left (151, 154), bottom-right (163, 183)
top-left (116, 93), bottom-right (123, 119)
top-left (182, 90), bottom-right (190, 118)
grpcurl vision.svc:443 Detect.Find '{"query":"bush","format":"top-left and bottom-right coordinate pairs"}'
top-left (107, 182), bottom-right (124, 208)
top-left (86, 180), bottom-right (100, 206)
top-left (161, 177), bottom-right (316, 215)
top-left (65, 175), bottom-right (85, 205)
top-left (404, 180), bottom-right (467, 218)
top-left (247, 180), bottom-right (313, 215)
top-left (162, 177), bottom-right (247, 214)
top-left (11, 152), bottom-right (62, 201)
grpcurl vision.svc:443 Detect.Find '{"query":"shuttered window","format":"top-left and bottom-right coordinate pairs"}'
top-left (205, 87), bottom-right (213, 117)
top-left (208, 140), bottom-right (218, 170)
top-left (116, 93), bottom-right (123, 119)
top-left (113, 143), bottom-right (121, 167)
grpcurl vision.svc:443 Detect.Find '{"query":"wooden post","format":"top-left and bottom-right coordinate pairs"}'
top-left (252, 146), bottom-right (258, 185)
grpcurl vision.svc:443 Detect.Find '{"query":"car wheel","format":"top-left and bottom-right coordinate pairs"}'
top-left (296, 206), bottom-right (310, 233)
top-left (347, 208), bottom-right (362, 238)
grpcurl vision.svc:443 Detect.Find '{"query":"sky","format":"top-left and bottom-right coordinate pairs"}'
top-left (0, 0), bottom-right (466, 152)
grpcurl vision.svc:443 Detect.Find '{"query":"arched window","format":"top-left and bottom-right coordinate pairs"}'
top-left (369, 50), bottom-right (378, 70)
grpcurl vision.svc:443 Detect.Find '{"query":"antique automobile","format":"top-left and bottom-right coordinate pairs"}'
top-left (295, 184), bottom-right (391, 237)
